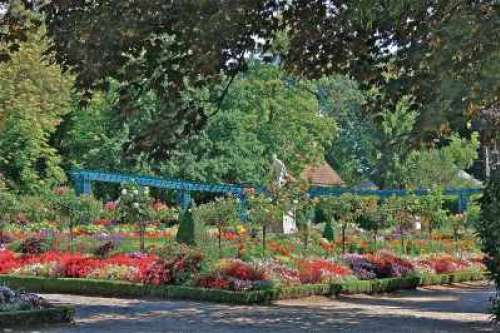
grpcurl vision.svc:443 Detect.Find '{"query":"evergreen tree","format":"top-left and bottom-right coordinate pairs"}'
top-left (0, 24), bottom-right (73, 193)
top-left (323, 221), bottom-right (335, 242)
top-left (176, 208), bottom-right (196, 246)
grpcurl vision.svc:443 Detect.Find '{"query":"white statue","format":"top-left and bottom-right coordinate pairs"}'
top-left (270, 154), bottom-right (297, 234)
top-left (272, 154), bottom-right (288, 188)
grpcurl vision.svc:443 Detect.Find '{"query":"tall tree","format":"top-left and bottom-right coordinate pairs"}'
top-left (161, 64), bottom-right (335, 185)
top-left (36, 0), bottom-right (281, 159)
top-left (282, 1), bottom-right (500, 135)
top-left (0, 23), bottom-right (73, 193)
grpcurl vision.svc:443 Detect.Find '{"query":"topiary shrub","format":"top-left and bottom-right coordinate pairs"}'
top-left (323, 221), bottom-right (335, 242)
top-left (176, 208), bottom-right (196, 246)
top-left (476, 169), bottom-right (500, 320)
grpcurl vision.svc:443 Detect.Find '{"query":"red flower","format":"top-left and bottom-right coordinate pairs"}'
top-left (222, 260), bottom-right (267, 281)
top-left (297, 259), bottom-right (351, 284)
top-left (104, 201), bottom-right (118, 211)
top-left (196, 275), bottom-right (230, 289)
top-left (152, 200), bottom-right (168, 212)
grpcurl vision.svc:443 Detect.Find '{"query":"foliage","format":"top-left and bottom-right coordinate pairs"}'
top-left (405, 134), bottom-right (480, 188)
top-left (317, 195), bottom-right (363, 253)
top-left (0, 178), bottom-right (18, 232)
top-left (476, 169), bottom-right (500, 319)
top-left (413, 190), bottom-right (448, 237)
top-left (322, 222), bottom-right (335, 242)
top-left (0, 24), bottom-right (73, 193)
top-left (371, 96), bottom-right (418, 188)
top-left (176, 208), bottom-right (196, 246)
top-left (17, 237), bottom-right (49, 255)
top-left (193, 197), bottom-right (238, 253)
top-left (117, 184), bottom-right (152, 251)
top-left (161, 64), bottom-right (335, 183)
top-left (0, 286), bottom-right (48, 313)
top-left (26, 0), bottom-right (281, 158)
top-left (282, 1), bottom-right (500, 133)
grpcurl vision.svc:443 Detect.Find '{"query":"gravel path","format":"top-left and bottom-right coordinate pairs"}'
top-left (7, 282), bottom-right (497, 333)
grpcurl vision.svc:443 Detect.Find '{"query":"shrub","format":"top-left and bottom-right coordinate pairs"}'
top-left (221, 260), bottom-right (267, 281)
top-left (0, 286), bottom-right (49, 312)
top-left (364, 251), bottom-right (414, 278)
top-left (297, 259), bottom-right (352, 284)
top-left (196, 274), bottom-right (231, 290)
top-left (18, 237), bottom-right (49, 255)
top-left (323, 221), bottom-right (335, 242)
top-left (476, 170), bottom-right (500, 319)
top-left (342, 254), bottom-right (377, 280)
top-left (93, 241), bottom-right (115, 258)
top-left (176, 209), bottom-right (196, 246)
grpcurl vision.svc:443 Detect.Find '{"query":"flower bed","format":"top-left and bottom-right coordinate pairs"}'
top-left (0, 249), bottom-right (485, 293)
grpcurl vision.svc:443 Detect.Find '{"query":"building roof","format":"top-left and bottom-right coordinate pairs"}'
top-left (300, 163), bottom-right (345, 187)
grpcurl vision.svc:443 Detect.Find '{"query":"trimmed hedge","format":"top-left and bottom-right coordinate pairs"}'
top-left (0, 270), bottom-right (486, 305)
top-left (336, 275), bottom-right (420, 295)
top-left (0, 275), bottom-right (335, 305)
top-left (0, 306), bottom-right (74, 328)
top-left (418, 270), bottom-right (486, 286)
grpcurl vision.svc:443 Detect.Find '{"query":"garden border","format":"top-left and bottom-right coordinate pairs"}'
top-left (0, 306), bottom-right (74, 328)
top-left (0, 270), bottom-right (486, 305)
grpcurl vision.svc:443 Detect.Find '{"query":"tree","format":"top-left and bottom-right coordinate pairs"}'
top-left (313, 75), bottom-right (371, 186)
top-left (9, 0), bottom-right (280, 158)
top-left (371, 96), bottom-right (418, 188)
top-left (176, 207), bottom-right (196, 246)
top-left (160, 64), bottom-right (335, 184)
top-left (0, 23), bottom-right (73, 193)
top-left (405, 134), bottom-right (480, 188)
top-left (282, 1), bottom-right (500, 135)
top-left (322, 221), bottom-right (335, 242)
top-left (318, 195), bottom-right (362, 254)
top-left (193, 197), bottom-right (238, 256)
top-left (477, 169), bottom-right (500, 319)
top-left (118, 184), bottom-right (152, 252)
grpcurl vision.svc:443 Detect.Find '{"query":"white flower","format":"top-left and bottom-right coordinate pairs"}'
top-left (133, 189), bottom-right (139, 196)
top-left (133, 202), bottom-right (140, 209)
top-left (144, 187), bottom-right (150, 195)
top-left (121, 189), bottom-right (128, 196)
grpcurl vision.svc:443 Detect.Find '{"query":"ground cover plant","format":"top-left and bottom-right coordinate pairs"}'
top-left (0, 285), bottom-right (49, 313)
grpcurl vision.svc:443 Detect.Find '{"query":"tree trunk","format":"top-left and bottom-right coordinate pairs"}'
top-left (341, 223), bottom-right (347, 254)
top-left (140, 221), bottom-right (145, 252)
top-left (218, 224), bottom-right (223, 257)
top-left (262, 224), bottom-right (267, 256)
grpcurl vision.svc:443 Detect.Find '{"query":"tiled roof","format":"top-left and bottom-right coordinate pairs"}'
top-left (300, 163), bottom-right (345, 187)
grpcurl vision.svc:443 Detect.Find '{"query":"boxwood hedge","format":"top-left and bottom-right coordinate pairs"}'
top-left (0, 270), bottom-right (486, 305)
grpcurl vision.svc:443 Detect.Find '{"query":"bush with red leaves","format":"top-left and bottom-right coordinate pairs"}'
top-left (142, 261), bottom-right (172, 285)
top-left (196, 274), bottom-right (230, 289)
top-left (62, 258), bottom-right (102, 278)
top-left (221, 260), bottom-right (267, 281)
top-left (365, 251), bottom-right (414, 278)
top-left (297, 259), bottom-right (352, 284)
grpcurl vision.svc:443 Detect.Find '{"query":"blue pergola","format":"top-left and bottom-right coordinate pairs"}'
top-left (308, 187), bottom-right (482, 212)
top-left (70, 169), bottom-right (249, 211)
top-left (70, 169), bottom-right (482, 215)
